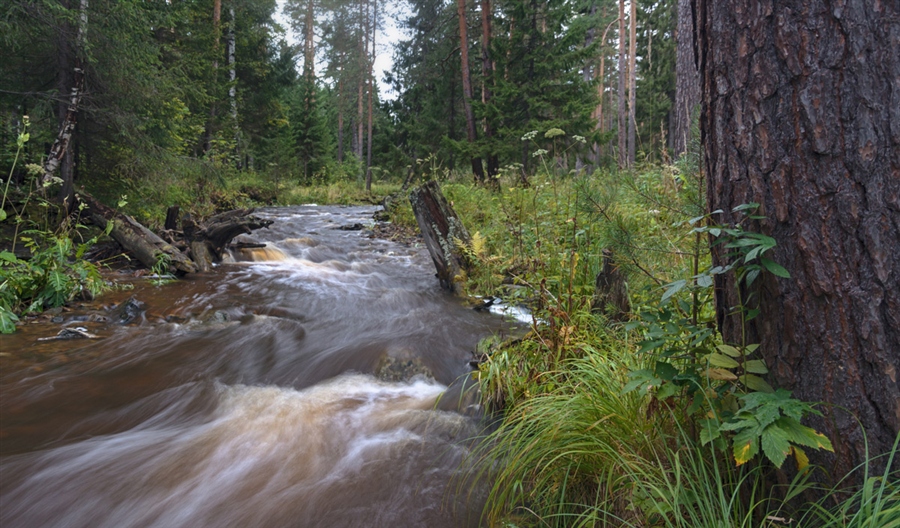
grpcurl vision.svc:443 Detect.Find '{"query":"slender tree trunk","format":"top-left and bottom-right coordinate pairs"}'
top-left (457, 0), bottom-right (485, 183)
top-left (627, 0), bottom-right (636, 165)
top-left (697, 0), bottom-right (900, 481)
top-left (355, 0), bottom-right (364, 162)
top-left (204, 0), bottom-right (222, 154)
top-left (673, 0), bottom-right (699, 156)
top-left (617, 0), bottom-right (626, 168)
top-left (365, 0), bottom-right (376, 191)
top-left (337, 66), bottom-right (344, 163)
top-left (480, 0), bottom-right (498, 180)
top-left (227, 6), bottom-right (239, 166)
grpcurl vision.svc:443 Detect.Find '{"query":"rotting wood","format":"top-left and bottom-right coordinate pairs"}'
top-left (409, 180), bottom-right (472, 294)
top-left (78, 192), bottom-right (199, 274)
top-left (592, 249), bottom-right (630, 321)
top-left (78, 194), bottom-right (272, 274)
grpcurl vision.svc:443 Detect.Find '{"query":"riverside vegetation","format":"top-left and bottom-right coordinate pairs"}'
top-left (1, 126), bottom-right (897, 526)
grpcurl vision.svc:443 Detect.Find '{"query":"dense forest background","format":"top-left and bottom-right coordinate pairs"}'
top-left (0, 0), bottom-right (689, 195)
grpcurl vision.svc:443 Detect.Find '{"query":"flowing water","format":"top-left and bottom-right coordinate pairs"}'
top-left (0, 206), bottom-right (521, 527)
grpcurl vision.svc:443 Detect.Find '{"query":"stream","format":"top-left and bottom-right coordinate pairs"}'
top-left (0, 205), bottom-right (521, 527)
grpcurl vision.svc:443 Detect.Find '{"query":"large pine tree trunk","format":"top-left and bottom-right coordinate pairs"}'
top-left (673, 0), bottom-right (699, 156)
top-left (696, 0), bottom-right (900, 479)
top-left (626, 0), bottom-right (636, 165)
top-left (457, 0), bottom-right (486, 183)
top-left (480, 0), bottom-right (499, 181)
top-left (617, 0), bottom-right (626, 168)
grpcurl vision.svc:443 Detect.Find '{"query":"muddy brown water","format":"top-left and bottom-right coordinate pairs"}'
top-left (0, 206), bottom-right (520, 528)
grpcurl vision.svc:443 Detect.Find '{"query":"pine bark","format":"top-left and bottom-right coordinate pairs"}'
top-left (409, 181), bottom-right (473, 294)
top-left (480, 0), bottom-right (498, 180)
top-left (673, 0), bottom-right (699, 156)
top-left (457, 0), bottom-right (486, 183)
top-left (627, 0), bottom-right (636, 165)
top-left (696, 0), bottom-right (900, 479)
top-left (365, 0), bottom-right (376, 192)
top-left (617, 0), bottom-right (626, 168)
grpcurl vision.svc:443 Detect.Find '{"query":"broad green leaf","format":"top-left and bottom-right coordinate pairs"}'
top-left (743, 360), bottom-right (769, 374)
top-left (0, 209), bottom-right (6, 221)
top-left (0, 250), bottom-right (17, 263)
top-left (705, 368), bottom-right (738, 381)
top-left (717, 344), bottom-right (742, 357)
top-left (0, 307), bottom-right (19, 334)
top-left (661, 280), bottom-right (686, 303)
top-left (761, 425), bottom-right (792, 467)
top-left (761, 258), bottom-right (791, 278)
top-left (700, 419), bottom-right (721, 446)
top-left (733, 428), bottom-right (760, 465)
top-left (739, 374), bottom-right (775, 393)
top-left (638, 339), bottom-right (666, 353)
top-left (654, 361), bottom-right (679, 381)
top-left (656, 382), bottom-right (679, 400)
top-left (707, 353), bottom-right (740, 368)
top-left (775, 417), bottom-right (834, 452)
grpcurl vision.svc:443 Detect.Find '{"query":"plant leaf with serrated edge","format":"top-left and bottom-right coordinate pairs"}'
top-left (761, 258), bottom-right (791, 278)
top-left (705, 368), bottom-right (738, 381)
top-left (793, 446), bottom-right (810, 470)
top-left (733, 428), bottom-right (760, 465)
top-left (717, 344), bottom-right (742, 357)
top-left (707, 353), bottom-right (740, 368)
top-left (739, 374), bottom-right (774, 393)
top-left (700, 419), bottom-right (721, 445)
top-left (761, 425), bottom-right (792, 467)
top-left (743, 360), bottom-right (769, 374)
top-left (775, 417), bottom-right (834, 452)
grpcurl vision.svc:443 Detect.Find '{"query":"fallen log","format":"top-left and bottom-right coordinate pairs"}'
top-left (184, 209), bottom-right (273, 271)
top-left (78, 194), bottom-right (273, 274)
top-left (409, 180), bottom-right (473, 294)
top-left (78, 192), bottom-right (199, 274)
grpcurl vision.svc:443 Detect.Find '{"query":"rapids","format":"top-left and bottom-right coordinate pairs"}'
top-left (0, 205), bottom-right (519, 528)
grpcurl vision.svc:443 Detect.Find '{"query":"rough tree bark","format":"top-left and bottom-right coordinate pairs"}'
top-left (458, 0), bottom-right (486, 183)
top-left (365, 0), bottom-right (376, 192)
top-left (409, 181), bottom-right (473, 294)
top-left (673, 0), bottom-right (699, 156)
top-left (696, 0), bottom-right (900, 479)
top-left (78, 193), bottom-right (198, 274)
top-left (627, 0), bottom-right (636, 165)
top-left (480, 0), bottom-right (499, 181)
top-left (617, 0), bottom-right (626, 168)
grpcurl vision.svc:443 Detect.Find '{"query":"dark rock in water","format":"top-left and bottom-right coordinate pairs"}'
top-left (108, 296), bottom-right (147, 325)
top-left (372, 210), bottom-right (390, 222)
top-left (336, 223), bottom-right (364, 231)
top-left (375, 354), bottom-right (434, 382)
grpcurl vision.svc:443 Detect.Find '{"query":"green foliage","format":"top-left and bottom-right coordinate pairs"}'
top-left (0, 125), bottom-right (110, 333)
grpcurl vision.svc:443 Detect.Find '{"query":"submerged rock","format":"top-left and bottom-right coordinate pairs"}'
top-left (374, 354), bottom-right (434, 382)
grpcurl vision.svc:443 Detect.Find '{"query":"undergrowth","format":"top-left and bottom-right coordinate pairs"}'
top-left (383, 132), bottom-right (899, 527)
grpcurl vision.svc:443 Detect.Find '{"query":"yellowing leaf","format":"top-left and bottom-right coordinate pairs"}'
top-left (743, 360), bottom-right (769, 374)
top-left (793, 446), bottom-right (810, 470)
top-left (705, 368), bottom-right (738, 381)
top-left (717, 344), bottom-right (742, 357)
top-left (735, 441), bottom-right (755, 465)
top-left (707, 353), bottom-right (740, 368)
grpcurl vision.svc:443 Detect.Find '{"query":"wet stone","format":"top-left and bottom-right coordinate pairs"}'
top-left (375, 355), bottom-right (434, 382)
